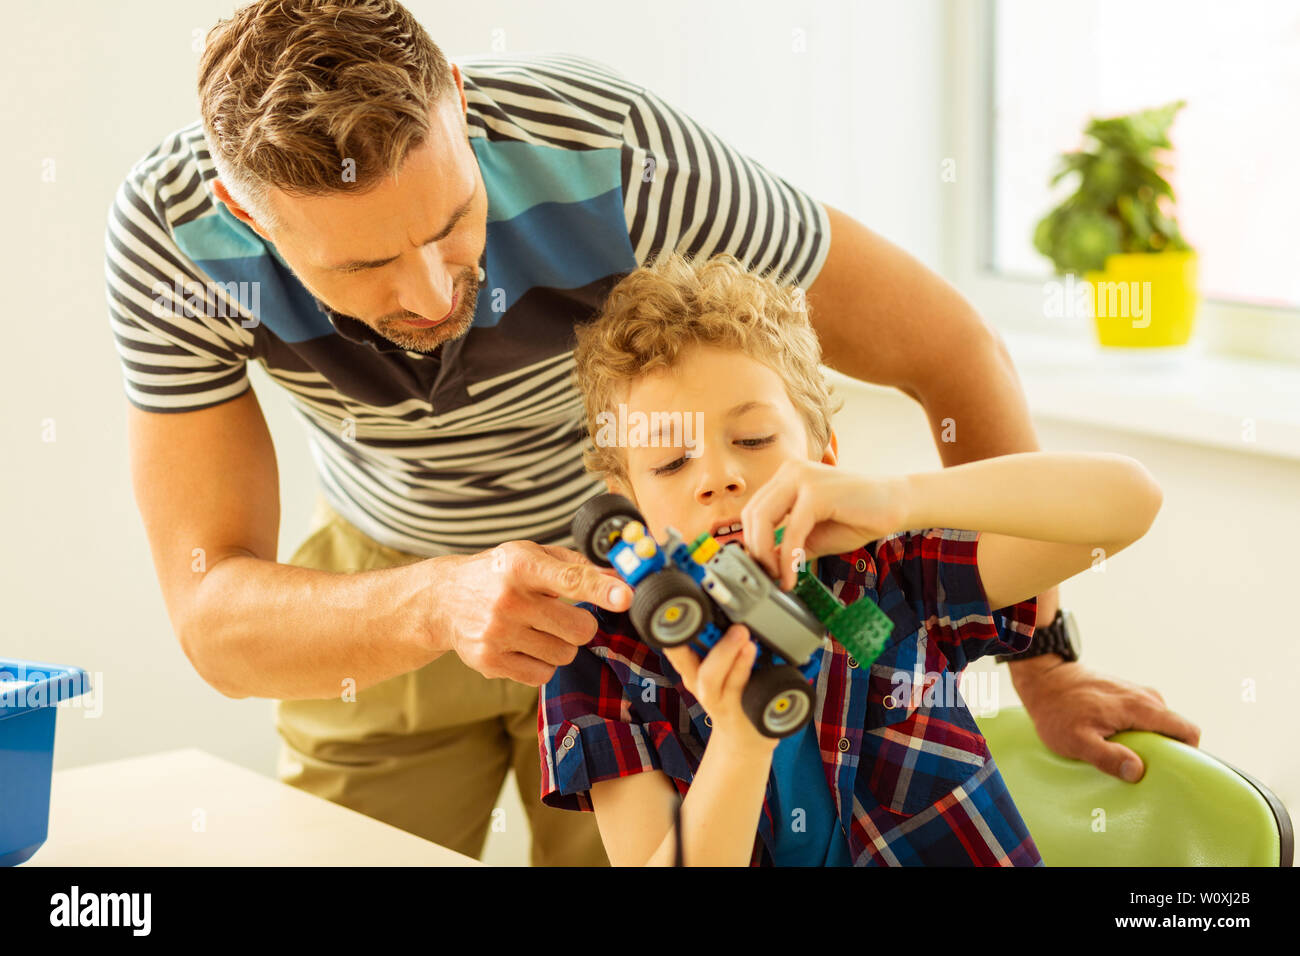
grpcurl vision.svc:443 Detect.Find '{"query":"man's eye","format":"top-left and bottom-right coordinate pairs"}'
top-left (738, 435), bottom-right (776, 448)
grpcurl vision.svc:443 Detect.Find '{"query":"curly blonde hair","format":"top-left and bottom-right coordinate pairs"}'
top-left (574, 252), bottom-right (842, 486)
top-left (197, 0), bottom-right (457, 230)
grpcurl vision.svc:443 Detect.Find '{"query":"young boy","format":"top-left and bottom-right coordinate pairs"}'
top-left (539, 252), bottom-right (1163, 866)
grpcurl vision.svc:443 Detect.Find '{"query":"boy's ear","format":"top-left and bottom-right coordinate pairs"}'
top-left (604, 474), bottom-right (634, 502)
top-left (820, 428), bottom-right (839, 466)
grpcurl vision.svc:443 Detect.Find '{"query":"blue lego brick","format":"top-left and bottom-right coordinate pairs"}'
top-left (672, 545), bottom-right (708, 586)
top-left (607, 539), bottom-right (665, 587)
top-left (688, 621), bottom-right (725, 660)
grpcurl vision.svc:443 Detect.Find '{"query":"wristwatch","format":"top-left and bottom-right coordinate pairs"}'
top-left (995, 608), bottom-right (1081, 664)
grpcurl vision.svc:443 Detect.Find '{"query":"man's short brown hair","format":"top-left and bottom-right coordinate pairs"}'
top-left (573, 252), bottom-right (842, 486)
top-left (197, 0), bottom-right (457, 229)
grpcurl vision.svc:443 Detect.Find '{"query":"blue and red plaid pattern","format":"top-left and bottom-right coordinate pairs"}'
top-left (539, 527), bottom-right (1043, 866)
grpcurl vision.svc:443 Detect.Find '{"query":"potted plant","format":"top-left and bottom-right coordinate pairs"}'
top-left (1033, 100), bottom-right (1198, 348)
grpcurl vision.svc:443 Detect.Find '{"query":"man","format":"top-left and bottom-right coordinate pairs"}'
top-left (105, 0), bottom-right (1199, 865)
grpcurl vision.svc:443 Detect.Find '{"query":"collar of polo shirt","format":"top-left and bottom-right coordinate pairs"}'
top-left (320, 305), bottom-right (409, 354)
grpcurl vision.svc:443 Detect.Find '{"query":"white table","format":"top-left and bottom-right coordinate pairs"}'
top-left (26, 748), bottom-right (480, 866)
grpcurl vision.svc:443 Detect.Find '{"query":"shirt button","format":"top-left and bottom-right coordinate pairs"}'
top-left (847, 656), bottom-right (858, 669)
top-left (837, 737), bottom-right (850, 753)
top-left (883, 695), bottom-right (896, 709)
top-left (478, 266), bottom-right (487, 283)
top-left (561, 733), bottom-right (575, 751)
top-left (855, 558), bottom-right (868, 572)
top-left (704, 715), bottom-right (713, 728)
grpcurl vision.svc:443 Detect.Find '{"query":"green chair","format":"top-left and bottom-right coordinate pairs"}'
top-left (979, 706), bottom-right (1293, 866)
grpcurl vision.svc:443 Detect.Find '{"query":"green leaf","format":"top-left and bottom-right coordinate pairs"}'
top-left (1035, 100), bottom-right (1192, 266)
top-left (1049, 151), bottom-right (1089, 187)
top-left (1117, 194), bottom-right (1153, 244)
top-left (1085, 148), bottom-right (1124, 197)
top-left (1055, 209), bottom-right (1123, 273)
top-left (1033, 213), bottom-right (1058, 257)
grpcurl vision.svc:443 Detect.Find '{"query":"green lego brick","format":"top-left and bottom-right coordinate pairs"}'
top-left (774, 525), bottom-right (893, 666)
top-left (792, 572), bottom-right (842, 624)
top-left (826, 599), bottom-right (893, 668)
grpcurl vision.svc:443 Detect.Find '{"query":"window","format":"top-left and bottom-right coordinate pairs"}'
top-left (990, 0), bottom-right (1300, 310)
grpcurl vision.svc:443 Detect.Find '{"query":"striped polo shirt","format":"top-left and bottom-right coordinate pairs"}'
top-left (103, 52), bottom-right (831, 557)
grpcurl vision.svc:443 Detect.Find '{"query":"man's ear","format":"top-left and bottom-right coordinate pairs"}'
top-left (451, 62), bottom-right (468, 114)
top-left (820, 428), bottom-right (839, 467)
top-left (212, 180), bottom-right (273, 242)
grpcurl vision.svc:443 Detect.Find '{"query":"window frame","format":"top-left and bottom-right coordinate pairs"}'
top-left (943, 0), bottom-right (1300, 365)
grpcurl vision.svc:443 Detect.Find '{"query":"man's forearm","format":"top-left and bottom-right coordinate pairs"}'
top-left (909, 327), bottom-right (1042, 467)
top-left (862, 327), bottom-right (1063, 626)
top-left (910, 330), bottom-right (1063, 628)
top-left (183, 555), bottom-right (442, 700)
top-left (806, 206), bottom-right (1059, 631)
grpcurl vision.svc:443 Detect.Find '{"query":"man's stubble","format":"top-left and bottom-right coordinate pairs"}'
top-left (366, 265), bottom-right (480, 353)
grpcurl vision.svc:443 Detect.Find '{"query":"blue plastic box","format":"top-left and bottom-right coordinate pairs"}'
top-left (0, 659), bottom-right (91, 866)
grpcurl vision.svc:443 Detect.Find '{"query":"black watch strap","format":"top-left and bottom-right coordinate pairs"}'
top-left (996, 608), bottom-right (1080, 664)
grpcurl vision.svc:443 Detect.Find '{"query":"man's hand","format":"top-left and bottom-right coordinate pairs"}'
top-left (425, 540), bottom-right (632, 687)
top-left (1009, 655), bottom-right (1202, 782)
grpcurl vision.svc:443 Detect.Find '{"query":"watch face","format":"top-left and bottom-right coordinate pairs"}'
top-left (1061, 609), bottom-right (1081, 658)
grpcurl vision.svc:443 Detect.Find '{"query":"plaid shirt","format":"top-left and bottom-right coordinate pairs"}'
top-left (538, 528), bottom-right (1043, 866)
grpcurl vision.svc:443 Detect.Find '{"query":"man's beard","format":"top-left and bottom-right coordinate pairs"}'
top-left (372, 273), bottom-right (479, 353)
top-left (328, 269), bottom-right (479, 354)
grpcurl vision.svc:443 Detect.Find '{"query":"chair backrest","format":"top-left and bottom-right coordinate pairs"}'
top-left (978, 706), bottom-right (1292, 866)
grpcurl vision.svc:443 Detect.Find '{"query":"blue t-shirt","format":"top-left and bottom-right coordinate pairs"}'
top-left (767, 725), bottom-right (854, 866)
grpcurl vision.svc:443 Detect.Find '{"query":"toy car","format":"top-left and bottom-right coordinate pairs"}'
top-left (571, 493), bottom-right (894, 738)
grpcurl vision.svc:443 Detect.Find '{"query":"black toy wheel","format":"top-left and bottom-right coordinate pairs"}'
top-left (630, 570), bottom-right (711, 650)
top-left (571, 493), bottom-right (645, 567)
top-left (742, 665), bottom-right (814, 738)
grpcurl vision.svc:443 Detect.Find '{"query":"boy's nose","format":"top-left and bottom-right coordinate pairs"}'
top-left (695, 474), bottom-right (746, 504)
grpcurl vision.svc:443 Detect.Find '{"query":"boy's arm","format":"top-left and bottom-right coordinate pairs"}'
top-left (901, 451), bottom-right (1164, 610)
top-left (541, 622), bottom-right (775, 866)
top-left (587, 626), bottom-right (778, 867)
top-left (589, 731), bottom-right (774, 867)
top-left (803, 204), bottom-right (1198, 779)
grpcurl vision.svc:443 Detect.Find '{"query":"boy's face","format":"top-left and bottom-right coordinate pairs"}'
top-left (607, 343), bottom-right (837, 549)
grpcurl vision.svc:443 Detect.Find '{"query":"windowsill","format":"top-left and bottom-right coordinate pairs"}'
top-left (999, 329), bottom-right (1300, 463)
top-left (829, 328), bottom-right (1300, 464)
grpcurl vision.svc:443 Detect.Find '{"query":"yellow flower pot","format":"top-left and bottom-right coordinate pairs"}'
top-left (1084, 251), bottom-right (1199, 348)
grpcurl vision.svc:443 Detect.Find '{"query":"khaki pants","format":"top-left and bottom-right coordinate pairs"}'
top-left (274, 496), bottom-right (608, 866)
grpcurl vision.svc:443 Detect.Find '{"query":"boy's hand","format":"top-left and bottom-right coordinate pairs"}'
top-left (741, 460), bottom-right (910, 590)
top-left (661, 625), bottom-right (778, 754)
